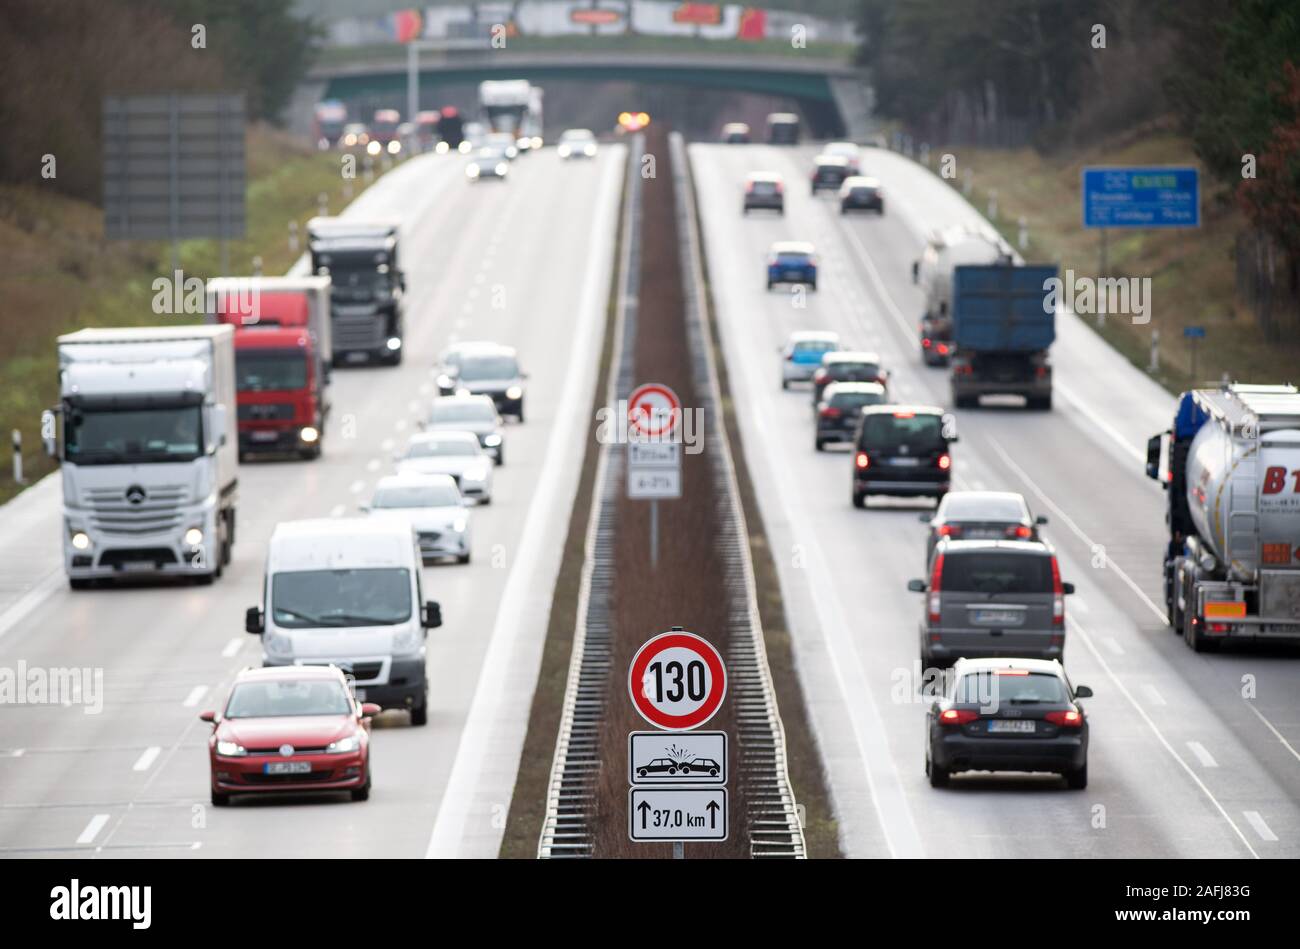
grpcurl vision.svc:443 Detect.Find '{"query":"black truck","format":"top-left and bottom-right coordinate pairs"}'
top-left (306, 218), bottom-right (406, 366)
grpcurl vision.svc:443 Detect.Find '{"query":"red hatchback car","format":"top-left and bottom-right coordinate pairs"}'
top-left (201, 665), bottom-right (380, 806)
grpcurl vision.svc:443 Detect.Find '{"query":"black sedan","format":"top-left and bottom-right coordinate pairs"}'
top-left (815, 381), bottom-right (887, 450)
top-left (920, 490), bottom-right (1047, 564)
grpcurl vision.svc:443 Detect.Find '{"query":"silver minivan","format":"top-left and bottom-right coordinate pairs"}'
top-left (908, 538), bottom-right (1074, 666)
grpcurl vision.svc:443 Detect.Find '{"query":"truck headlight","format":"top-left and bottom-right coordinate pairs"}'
top-left (367, 141), bottom-right (381, 156)
top-left (300, 426), bottom-right (320, 444)
top-left (325, 734), bottom-right (360, 754)
top-left (71, 531), bottom-right (91, 550)
top-left (506, 386), bottom-right (523, 400)
top-left (532, 137), bottom-right (543, 149)
top-left (388, 140), bottom-right (401, 154)
top-left (184, 528), bottom-right (204, 547)
top-left (458, 141), bottom-right (471, 154)
top-left (483, 434), bottom-right (502, 447)
top-left (386, 337), bottom-right (402, 351)
top-left (263, 631), bottom-right (294, 658)
top-left (215, 740), bottom-right (247, 757)
top-left (495, 163), bottom-right (508, 176)
top-left (435, 141), bottom-right (449, 154)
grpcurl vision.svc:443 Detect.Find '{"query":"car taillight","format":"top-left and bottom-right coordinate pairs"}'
top-left (814, 368), bottom-right (828, 383)
top-left (937, 453), bottom-right (951, 470)
top-left (893, 410), bottom-right (914, 419)
top-left (953, 363), bottom-right (972, 375)
top-left (928, 552), bottom-right (943, 624)
top-left (1035, 365), bottom-right (1049, 378)
top-left (939, 708), bottom-right (978, 726)
top-left (820, 406), bottom-right (841, 418)
top-left (1208, 622), bottom-right (1231, 633)
top-left (855, 451), bottom-right (870, 469)
top-left (937, 343), bottom-right (950, 355)
top-left (1051, 555), bottom-right (1065, 626)
top-left (938, 524), bottom-right (962, 537)
top-left (1045, 709), bottom-right (1084, 728)
top-left (922, 337), bottom-right (932, 349)
top-left (1006, 524), bottom-right (1032, 538)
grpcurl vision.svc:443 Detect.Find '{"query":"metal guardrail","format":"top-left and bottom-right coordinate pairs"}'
top-left (538, 132), bottom-right (804, 858)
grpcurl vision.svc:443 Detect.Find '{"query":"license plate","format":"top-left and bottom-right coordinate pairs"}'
top-left (120, 560), bottom-right (156, 572)
top-left (250, 430), bottom-right (279, 442)
top-left (988, 720), bottom-right (1035, 734)
top-left (264, 761), bottom-right (311, 775)
top-left (888, 457), bottom-right (920, 467)
top-left (973, 609), bottom-right (1022, 624)
top-left (353, 688), bottom-right (366, 701)
top-left (965, 529), bottom-right (1001, 539)
top-left (784, 271), bottom-right (804, 279)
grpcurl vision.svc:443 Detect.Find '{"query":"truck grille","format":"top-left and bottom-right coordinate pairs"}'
top-left (84, 484), bottom-right (187, 536)
top-left (238, 403), bottom-right (295, 421)
top-left (333, 312), bottom-right (385, 351)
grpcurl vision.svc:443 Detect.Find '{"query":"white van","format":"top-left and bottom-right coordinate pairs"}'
top-left (245, 518), bottom-right (442, 725)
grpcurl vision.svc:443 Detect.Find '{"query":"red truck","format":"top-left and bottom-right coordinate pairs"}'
top-left (204, 276), bottom-right (333, 460)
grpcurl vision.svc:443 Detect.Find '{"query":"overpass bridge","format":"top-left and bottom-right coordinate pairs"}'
top-left (303, 49), bottom-right (874, 139)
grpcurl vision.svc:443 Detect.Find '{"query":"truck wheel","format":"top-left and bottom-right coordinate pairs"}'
top-left (410, 698), bottom-right (429, 727)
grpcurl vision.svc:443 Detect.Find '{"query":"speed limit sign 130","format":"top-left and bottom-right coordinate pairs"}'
top-left (628, 629), bottom-right (726, 731)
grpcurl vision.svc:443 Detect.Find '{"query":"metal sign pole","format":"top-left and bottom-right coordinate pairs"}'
top-left (650, 499), bottom-right (659, 568)
top-left (673, 841), bottom-right (683, 859)
top-left (407, 42), bottom-right (419, 129)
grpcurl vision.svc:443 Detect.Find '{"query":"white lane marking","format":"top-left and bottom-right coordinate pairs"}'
top-left (10, 749), bottom-right (25, 758)
top-left (366, 459), bottom-right (381, 473)
top-left (181, 686), bottom-right (207, 708)
top-left (0, 570), bottom-right (64, 644)
top-left (1242, 701), bottom-right (1300, 766)
top-left (349, 480), bottom-right (366, 494)
top-left (986, 435), bottom-right (1169, 625)
top-left (1069, 616), bottom-right (1259, 858)
top-left (1103, 636), bottom-right (1124, 656)
top-left (1186, 741), bottom-right (1219, 768)
top-left (419, 383), bottom-right (432, 396)
top-left (1142, 684), bottom-right (1167, 707)
top-left (329, 504), bottom-right (345, 518)
top-left (425, 149), bottom-right (624, 859)
top-left (1053, 378), bottom-right (1146, 465)
top-left (1243, 811), bottom-right (1278, 842)
top-left (221, 637), bottom-right (243, 658)
top-left (77, 814), bottom-right (110, 844)
top-left (132, 746), bottom-right (161, 772)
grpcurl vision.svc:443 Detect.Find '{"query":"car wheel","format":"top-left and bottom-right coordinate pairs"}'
top-left (781, 378), bottom-right (788, 390)
top-left (815, 439), bottom-right (825, 452)
top-left (766, 281), bottom-right (774, 291)
top-left (954, 394), bottom-right (978, 409)
top-left (852, 490), bottom-right (866, 509)
top-left (211, 790), bottom-right (230, 807)
top-left (809, 281), bottom-right (817, 292)
top-left (638, 768), bottom-right (648, 778)
top-left (410, 699), bottom-right (429, 727)
top-left (926, 751), bottom-right (949, 788)
top-left (69, 578), bottom-right (93, 591)
top-left (709, 768), bottom-right (718, 776)
top-left (457, 552), bottom-right (471, 565)
top-left (1064, 764), bottom-right (1088, 790)
top-left (351, 777), bottom-right (371, 802)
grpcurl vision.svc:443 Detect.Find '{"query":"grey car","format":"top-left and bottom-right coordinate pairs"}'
top-left (426, 394), bottom-right (505, 465)
top-left (920, 491), bottom-right (1047, 564)
top-left (908, 538), bottom-right (1074, 667)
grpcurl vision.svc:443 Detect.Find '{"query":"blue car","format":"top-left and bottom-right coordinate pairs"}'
top-left (780, 330), bottom-right (840, 389)
top-left (767, 241), bottom-right (818, 291)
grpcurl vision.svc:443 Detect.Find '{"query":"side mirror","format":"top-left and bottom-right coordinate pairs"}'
top-left (199, 710), bottom-right (217, 723)
top-left (911, 260), bottom-right (919, 284)
top-left (41, 408), bottom-right (59, 458)
top-left (1073, 685), bottom-right (1093, 699)
top-left (398, 271), bottom-right (407, 291)
top-left (423, 600), bottom-right (442, 629)
top-left (947, 434), bottom-right (959, 444)
top-left (1062, 582), bottom-right (1076, 595)
top-left (245, 606), bottom-right (264, 634)
top-left (1035, 515), bottom-right (1049, 525)
top-left (907, 579), bottom-right (927, 593)
top-left (360, 702), bottom-right (382, 718)
top-left (1145, 433), bottom-right (1163, 481)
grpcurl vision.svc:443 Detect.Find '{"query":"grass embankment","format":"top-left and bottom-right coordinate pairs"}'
top-left (0, 126), bottom-right (379, 505)
top-left (934, 122), bottom-right (1299, 392)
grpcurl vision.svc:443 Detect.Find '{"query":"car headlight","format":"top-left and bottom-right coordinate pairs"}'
top-left (462, 467), bottom-right (487, 484)
top-left (453, 516), bottom-right (468, 533)
top-left (495, 163), bottom-right (508, 176)
top-left (505, 386), bottom-right (523, 400)
top-left (458, 141), bottom-right (471, 153)
top-left (388, 140), bottom-right (401, 154)
top-left (263, 631), bottom-right (294, 658)
top-left (386, 337), bottom-right (402, 351)
top-left (435, 141), bottom-right (449, 154)
top-left (467, 165), bottom-right (480, 178)
top-left (216, 740), bottom-right (247, 757)
top-left (437, 373), bottom-right (455, 390)
top-left (584, 144), bottom-right (597, 156)
top-left (300, 426), bottom-right (319, 444)
top-left (367, 141), bottom-right (381, 156)
top-left (325, 734), bottom-right (360, 754)
top-left (184, 527), bottom-right (203, 547)
top-left (532, 137), bottom-right (543, 149)
top-left (71, 531), bottom-right (91, 550)
top-left (483, 434), bottom-right (502, 447)
top-left (558, 145), bottom-right (570, 158)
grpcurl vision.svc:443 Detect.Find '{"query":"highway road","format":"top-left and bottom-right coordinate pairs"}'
top-left (0, 145), bottom-right (624, 857)
top-left (691, 142), bottom-right (1300, 858)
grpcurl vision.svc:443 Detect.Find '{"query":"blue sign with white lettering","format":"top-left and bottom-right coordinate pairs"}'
top-left (1082, 166), bottom-right (1199, 229)
top-left (1183, 326), bottom-right (1206, 339)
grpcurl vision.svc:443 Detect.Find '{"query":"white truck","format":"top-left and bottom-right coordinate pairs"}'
top-left (478, 79), bottom-right (532, 136)
top-left (46, 325), bottom-right (239, 588)
top-left (1147, 383), bottom-right (1300, 650)
top-left (518, 86), bottom-right (543, 152)
top-left (911, 224), bottom-right (1014, 366)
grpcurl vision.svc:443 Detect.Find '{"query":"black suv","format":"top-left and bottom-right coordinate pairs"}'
top-left (851, 405), bottom-right (954, 508)
top-left (810, 155), bottom-right (851, 194)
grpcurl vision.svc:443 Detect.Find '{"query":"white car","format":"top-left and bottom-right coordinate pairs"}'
top-left (823, 140), bottom-right (862, 174)
top-left (435, 340), bottom-right (501, 395)
top-left (363, 474), bottom-right (472, 565)
top-left (558, 129), bottom-right (597, 159)
top-left (426, 394), bottom-right (505, 464)
top-left (395, 431), bottom-right (494, 504)
top-left (780, 330), bottom-right (841, 389)
top-left (486, 132), bottom-right (519, 160)
top-left (467, 146), bottom-right (510, 181)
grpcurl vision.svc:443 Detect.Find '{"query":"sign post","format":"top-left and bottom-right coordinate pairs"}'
top-left (626, 384), bottom-right (683, 568)
top-left (627, 628), bottom-right (728, 854)
top-left (1184, 325), bottom-right (1205, 382)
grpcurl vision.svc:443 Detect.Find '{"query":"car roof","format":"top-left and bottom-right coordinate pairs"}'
top-left (814, 154), bottom-right (850, 166)
top-left (824, 381), bottom-right (886, 395)
top-left (432, 393), bottom-right (495, 408)
top-left (939, 490), bottom-right (1027, 507)
top-left (843, 176), bottom-right (879, 187)
top-left (861, 403), bottom-right (942, 416)
top-left (746, 171), bottom-right (783, 181)
top-left (723, 122), bottom-right (750, 131)
top-left (233, 664), bottom-right (347, 683)
top-left (408, 430), bottom-right (479, 445)
top-left (561, 128), bottom-right (594, 137)
top-left (460, 344), bottom-right (517, 359)
top-left (826, 141), bottom-right (860, 151)
top-left (787, 329), bottom-right (839, 343)
top-left (771, 241), bottom-right (815, 254)
top-left (374, 472), bottom-right (458, 492)
top-left (268, 518), bottom-right (415, 571)
top-left (935, 537), bottom-right (1052, 554)
top-left (825, 350), bottom-right (881, 363)
top-left (953, 657), bottom-right (1066, 676)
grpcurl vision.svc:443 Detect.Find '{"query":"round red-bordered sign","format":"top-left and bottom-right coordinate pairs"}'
top-left (627, 383), bottom-right (682, 440)
top-left (628, 629), bottom-right (726, 730)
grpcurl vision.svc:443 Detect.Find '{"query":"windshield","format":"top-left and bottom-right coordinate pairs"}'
top-left (224, 679), bottom-right (353, 718)
top-left (431, 402), bottom-right (494, 424)
top-left (236, 350), bottom-right (307, 392)
top-left (775, 253), bottom-right (811, 265)
top-left (271, 568), bottom-right (412, 628)
top-left (943, 496), bottom-right (1027, 521)
top-left (65, 404), bottom-right (203, 465)
top-left (373, 484), bottom-right (461, 508)
top-left (405, 437), bottom-right (479, 458)
top-left (458, 355), bottom-right (518, 381)
top-left (940, 552), bottom-right (1053, 594)
top-left (830, 391), bottom-right (885, 410)
top-left (955, 672), bottom-right (1067, 705)
top-left (859, 413), bottom-right (942, 449)
top-left (794, 340), bottom-right (835, 354)
top-left (316, 252), bottom-right (391, 293)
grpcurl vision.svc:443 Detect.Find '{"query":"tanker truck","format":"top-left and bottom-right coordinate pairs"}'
top-left (911, 224), bottom-right (1014, 366)
top-left (1145, 383), bottom-right (1300, 651)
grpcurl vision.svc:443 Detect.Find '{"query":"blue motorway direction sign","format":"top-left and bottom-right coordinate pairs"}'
top-left (1082, 166), bottom-right (1199, 229)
